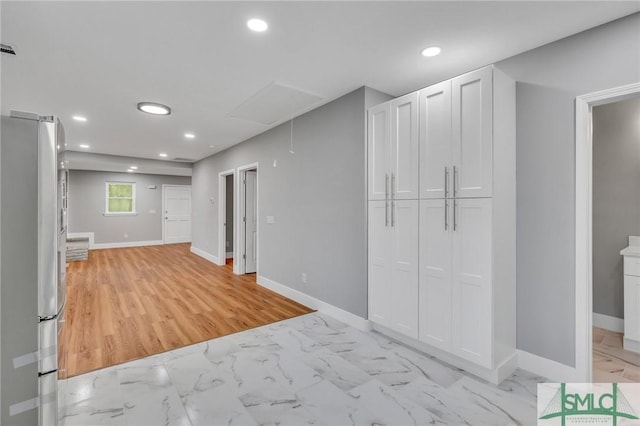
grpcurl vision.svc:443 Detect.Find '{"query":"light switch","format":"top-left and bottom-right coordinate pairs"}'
top-left (273, 160), bottom-right (277, 167)
top-left (266, 216), bottom-right (275, 224)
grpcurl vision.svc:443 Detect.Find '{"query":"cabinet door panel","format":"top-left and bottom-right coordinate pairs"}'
top-left (391, 93), bottom-right (419, 200)
top-left (368, 201), bottom-right (392, 326)
top-left (368, 103), bottom-right (390, 200)
top-left (452, 67), bottom-right (493, 198)
top-left (452, 198), bottom-right (492, 368)
top-left (419, 199), bottom-right (452, 350)
top-left (419, 82), bottom-right (452, 199)
top-left (624, 275), bottom-right (640, 341)
top-left (391, 200), bottom-right (419, 338)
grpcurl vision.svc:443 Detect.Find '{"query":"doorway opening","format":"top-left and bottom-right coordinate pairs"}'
top-left (575, 82), bottom-right (640, 382)
top-left (218, 169), bottom-right (235, 267)
top-left (162, 184), bottom-right (192, 244)
top-left (236, 163), bottom-right (259, 275)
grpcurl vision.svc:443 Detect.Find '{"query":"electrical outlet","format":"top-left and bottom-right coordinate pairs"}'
top-left (124, 233), bottom-right (128, 239)
top-left (301, 273), bottom-right (307, 284)
top-left (226, 241), bottom-right (230, 247)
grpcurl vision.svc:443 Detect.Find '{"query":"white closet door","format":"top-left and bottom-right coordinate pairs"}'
top-left (419, 199), bottom-right (452, 350)
top-left (368, 103), bottom-right (390, 201)
top-left (452, 198), bottom-right (493, 368)
top-left (419, 81), bottom-right (452, 199)
top-left (390, 199), bottom-right (419, 338)
top-left (390, 93), bottom-right (419, 200)
top-left (368, 201), bottom-right (392, 327)
top-left (452, 67), bottom-right (493, 198)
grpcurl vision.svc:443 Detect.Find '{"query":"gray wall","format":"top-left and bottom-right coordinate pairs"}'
top-left (68, 170), bottom-right (191, 244)
top-left (225, 175), bottom-right (234, 254)
top-left (192, 87), bottom-right (373, 317)
top-left (496, 13), bottom-right (640, 366)
top-left (592, 97), bottom-right (640, 319)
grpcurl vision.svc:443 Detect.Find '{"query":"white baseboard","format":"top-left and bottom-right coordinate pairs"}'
top-left (624, 337), bottom-right (640, 353)
top-left (190, 246), bottom-right (220, 265)
top-left (592, 312), bottom-right (624, 333)
top-left (516, 349), bottom-right (579, 382)
top-left (68, 232), bottom-right (164, 250)
top-left (92, 240), bottom-right (163, 249)
top-left (256, 275), bottom-right (370, 332)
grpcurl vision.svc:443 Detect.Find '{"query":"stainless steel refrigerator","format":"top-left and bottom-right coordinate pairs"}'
top-left (1, 111), bottom-right (67, 426)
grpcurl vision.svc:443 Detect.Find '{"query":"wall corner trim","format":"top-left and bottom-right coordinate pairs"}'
top-left (516, 349), bottom-right (580, 383)
top-left (592, 313), bottom-right (624, 333)
top-left (256, 275), bottom-right (371, 332)
top-left (190, 246), bottom-right (220, 265)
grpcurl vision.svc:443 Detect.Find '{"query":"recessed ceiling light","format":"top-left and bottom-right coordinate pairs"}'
top-left (159, 153), bottom-right (168, 158)
top-left (79, 144), bottom-right (90, 149)
top-left (72, 115), bottom-right (87, 122)
top-left (137, 102), bottom-right (171, 115)
top-left (421, 46), bottom-right (442, 57)
top-left (184, 133), bottom-right (195, 139)
top-left (130, 165), bottom-right (138, 170)
top-left (247, 18), bottom-right (268, 32)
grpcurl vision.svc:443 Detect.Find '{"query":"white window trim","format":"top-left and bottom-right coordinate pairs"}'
top-left (104, 181), bottom-right (137, 216)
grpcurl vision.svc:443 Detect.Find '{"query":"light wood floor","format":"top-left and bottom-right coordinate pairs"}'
top-left (593, 326), bottom-right (640, 382)
top-left (58, 244), bottom-right (313, 378)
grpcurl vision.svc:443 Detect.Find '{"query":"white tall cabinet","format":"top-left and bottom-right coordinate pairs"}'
top-left (368, 66), bottom-right (516, 383)
top-left (367, 92), bottom-right (420, 339)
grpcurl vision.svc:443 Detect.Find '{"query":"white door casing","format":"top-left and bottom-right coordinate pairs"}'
top-left (419, 81), bottom-right (452, 199)
top-left (452, 67), bottom-right (493, 198)
top-left (244, 170), bottom-right (257, 273)
top-left (163, 185), bottom-right (191, 244)
top-left (217, 169), bottom-right (235, 267)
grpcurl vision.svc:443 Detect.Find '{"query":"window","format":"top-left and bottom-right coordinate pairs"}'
top-left (105, 182), bottom-right (136, 215)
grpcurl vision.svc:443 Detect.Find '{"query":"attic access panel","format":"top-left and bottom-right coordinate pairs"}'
top-left (228, 82), bottom-right (323, 125)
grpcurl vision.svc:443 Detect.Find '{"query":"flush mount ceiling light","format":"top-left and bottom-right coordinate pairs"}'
top-left (421, 46), bottom-right (442, 57)
top-left (137, 102), bottom-right (171, 115)
top-left (72, 115), bottom-right (87, 122)
top-left (159, 152), bottom-right (168, 158)
top-left (247, 18), bottom-right (268, 32)
top-left (184, 132), bottom-right (195, 139)
top-left (79, 144), bottom-right (90, 149)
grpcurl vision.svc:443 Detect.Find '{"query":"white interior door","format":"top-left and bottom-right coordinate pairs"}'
top-left (164, 185), bottom-right (191, 244)
top-left (244, 170), bottom-right (257, 273)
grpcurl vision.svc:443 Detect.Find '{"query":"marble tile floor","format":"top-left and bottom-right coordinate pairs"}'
top-left (59, 312), bottom-right (546, 426)
top-left (593, 326), bottom-right (640, 383)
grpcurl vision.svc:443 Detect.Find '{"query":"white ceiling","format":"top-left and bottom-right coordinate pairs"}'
top-left (2, 1), bottom-right (638, 163)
